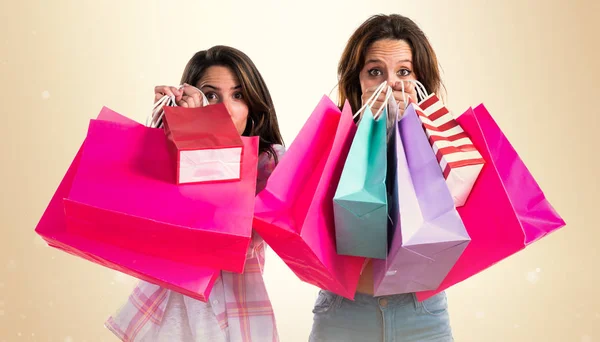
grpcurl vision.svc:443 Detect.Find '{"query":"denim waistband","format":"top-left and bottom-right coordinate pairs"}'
top-left (323, 290), bottom-right (419, 308)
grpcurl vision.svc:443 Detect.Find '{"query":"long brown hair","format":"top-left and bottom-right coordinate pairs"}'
top-left (180, 45), bottom-right (284, 161)
top-left (337, 14), bottom-right (445, 113)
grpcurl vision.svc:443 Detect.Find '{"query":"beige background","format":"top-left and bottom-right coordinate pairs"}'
top-left (1, 0), bottom-right (598, 341)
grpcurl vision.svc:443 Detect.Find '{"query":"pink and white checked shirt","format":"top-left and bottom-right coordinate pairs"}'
top-left (105, 145), bottom-right (285, 342)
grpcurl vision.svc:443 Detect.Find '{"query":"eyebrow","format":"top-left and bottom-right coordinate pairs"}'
top-left (365, 58), bottom-right (412, 64)
top-left (200, 84), bottom-right (242, 91)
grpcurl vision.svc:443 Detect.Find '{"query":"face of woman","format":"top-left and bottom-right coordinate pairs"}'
top-left (359, 39), bottom-right (417, 95)
top-left (196, 65), bottom-right (249, 135)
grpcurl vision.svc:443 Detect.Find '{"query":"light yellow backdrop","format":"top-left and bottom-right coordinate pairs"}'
top-left (1, 0), bottom-right (598, 341)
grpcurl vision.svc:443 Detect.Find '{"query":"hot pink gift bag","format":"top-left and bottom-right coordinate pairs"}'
top-left (416, 104), bottom-right (565, 301)
top-left (62, 113), bottom-right (259, 274)
top-left (35, 107), bottom-right (219, 302)
top-left (253, 97), bottom-right (365, 299)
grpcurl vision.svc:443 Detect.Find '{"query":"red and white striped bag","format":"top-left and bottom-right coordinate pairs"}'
top-left (411, 83), bottom-right (485, 207)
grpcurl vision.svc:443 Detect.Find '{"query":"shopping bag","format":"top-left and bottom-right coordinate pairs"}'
top-left (372, 103), bottom-right (470, 296)
top-left (35, 107), bottom-right (219, 302)
top-left (415, 89), bottom-right (485, 207)
top-left (163, 104), bottom-right (244, 185)
top-left (253, 96), bottom-right (365, 299)
top-left (333, 107), bottom-right (388, 259)
top-left (416, 104), bottom-right (566, 301)
top-left (62, 114), bottom-right (259, 273)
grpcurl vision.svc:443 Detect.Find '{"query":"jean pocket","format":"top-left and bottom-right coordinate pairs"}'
top-left (312, 290), bottom-right (341, 314)
top-left (421, 292), bottom-right (449, 316)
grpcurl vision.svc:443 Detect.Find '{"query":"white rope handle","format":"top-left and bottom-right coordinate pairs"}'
top-left (390, 80), bottom-right (427, 112)
top-left (411, 80), bottom-right (429, 101)
top-left (395, 81), bottom-right (408, 110)
top-left (328, 82), bottom-right (338, 98)
top-left (373, 85), bottom-right (395, 120)
top-left (353, 81), bottom-right (387, 120)
top-left (147, 94), bottom-right (175, 127)
top-left (146, 84), bottom-right (209, 128)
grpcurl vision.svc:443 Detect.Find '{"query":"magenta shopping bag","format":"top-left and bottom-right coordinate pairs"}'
top-left (62, 116), bottom-right (259, 273)
top-left (253, 96), bottom-right (365, 299)
top-left (416, 104), bottom-right (566, 301)
top-left (35, 107), bottom-right (219, 302)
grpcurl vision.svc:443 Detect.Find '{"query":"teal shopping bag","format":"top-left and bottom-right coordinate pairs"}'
top-left (333, 105), bottom-right (388, 259)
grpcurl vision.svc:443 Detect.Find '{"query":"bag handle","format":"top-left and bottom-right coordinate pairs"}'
top-left (373, 85), bottom-right (395, 120)
top-left (412, 80), bottom-right (428, 102)
top-left (146, 84), bottom-right (209, 128)
top-left (332, 79), bottom-right (429, 121)
top-left (390, 80), bottom-right (429, 111)
top-left (353, 81), bottom-right (388, 120)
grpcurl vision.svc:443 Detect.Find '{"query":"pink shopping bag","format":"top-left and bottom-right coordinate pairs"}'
top-left (62, 112), bottom-right (259, 273)
top-left (416, 104), bottom-right (566, 301)
top-left (35, 107), bottom-right (219, 302)
top-left (253, 96), bottom-right (365, 299)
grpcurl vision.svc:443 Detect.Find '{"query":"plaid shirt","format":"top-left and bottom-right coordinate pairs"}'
top-left (105, 145), bottom-right (285, 342)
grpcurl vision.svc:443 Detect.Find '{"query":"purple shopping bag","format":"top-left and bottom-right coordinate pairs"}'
top-left (372, 103), bottom-right (471, 296)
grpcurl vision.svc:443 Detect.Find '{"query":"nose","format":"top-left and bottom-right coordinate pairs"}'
top-left (220, 98), bottom-right (235, 116)
top-left (386, 74), bottom-right (401, 88)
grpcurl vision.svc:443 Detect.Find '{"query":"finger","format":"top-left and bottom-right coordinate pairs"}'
top-left (405, 80), bottom-right (416, 94)
top-left (181, 84), bottom-right (201, 96)
top-left (392, 90), bottom-right (409, 103)
top-left (190, 93), bottom-right (202, 107)
top-left (402, 81), bottom-right (417, 95)
top-left (182, 94), bottom-right (195, 108)
top-left (370, 102), bottom-right (384, 116)
top-left (370, 95), bottom-right (389, 115)
top-left (176, 100), bottom-right (188, 108)
top-left (397, 106), bottom-right (407, 119)
top-left (182, 85), bottom-right (204, 105)
top-left (154, 88), bottom-right (171, 104)
top-left (169, 86), bottom-right (184, 102)
top-left (363, 86), bottom-right (388, 105)
top-left (407, 87), bottom-right (419, 103)
top-left (361, 83), bottom-right (386, 100)
top-left (366, 83), bottom-right (385, 93)
top-left (391, 80), bottom-right (412, 93)
top-left (155, 85), bottom-right (175, 98)
top-left (155, 86), bottom-right (183, 104)
top-left (392, 82), bottom-right (418, 104)
top-left (170, 86), bottom-right (183, 96)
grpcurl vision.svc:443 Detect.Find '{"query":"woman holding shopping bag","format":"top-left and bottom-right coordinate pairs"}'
top-left (309, 14), bottom-right (454, 342)
top-left (105, 45), bottom-right (285, 342)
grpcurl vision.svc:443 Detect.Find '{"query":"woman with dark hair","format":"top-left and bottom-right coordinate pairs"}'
top-left (105, 45), bottom-right (284, 342)
top-left (309, 15), bottom-right (454, 342)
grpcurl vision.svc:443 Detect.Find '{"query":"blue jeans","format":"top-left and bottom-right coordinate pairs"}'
top-left (309, 290), bottom-right (454, 342)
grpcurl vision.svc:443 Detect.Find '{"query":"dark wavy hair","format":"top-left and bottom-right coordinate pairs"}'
top-left (337, 14), bottom-right (445, 114)
top-left (180, 45), bottom-right (284, 161)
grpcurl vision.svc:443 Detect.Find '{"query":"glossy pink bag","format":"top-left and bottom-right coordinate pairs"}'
top-left (35, 107), bottom-right (219, 301)
top-left (61, 111), bottom-right (259, 274)
top-left (253, 97), bottom-right (365, 299)
top-left (416, 104), bottom-right (566, 301)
